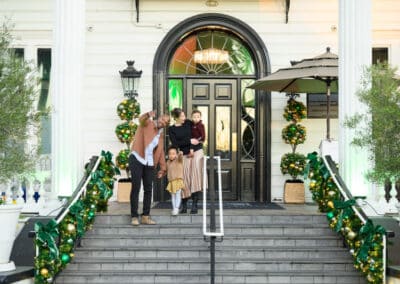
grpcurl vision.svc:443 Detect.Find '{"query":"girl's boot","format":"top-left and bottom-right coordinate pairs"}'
top-left (179, 198), bottom-right (188, 214)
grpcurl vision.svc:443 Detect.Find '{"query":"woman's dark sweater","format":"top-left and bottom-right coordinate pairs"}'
top-left (168, 119), bottom-right (192, 155)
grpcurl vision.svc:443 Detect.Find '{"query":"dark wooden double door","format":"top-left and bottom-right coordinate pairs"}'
top-left (186, 78), bottom-right (252, 201)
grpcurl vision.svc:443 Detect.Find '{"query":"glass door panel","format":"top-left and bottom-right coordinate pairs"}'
top-left (215, 105), bottom-right (231, 160)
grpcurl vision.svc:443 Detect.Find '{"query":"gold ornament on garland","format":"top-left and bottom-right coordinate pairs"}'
top-left (40, 268), bottom-right (49, 277)
top-left (66, 223), bottom-right (76, 233)
top-left (347, 230), bottom-right (357, 240)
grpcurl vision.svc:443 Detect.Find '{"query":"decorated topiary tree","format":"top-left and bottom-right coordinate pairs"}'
top-left (115, 97), bottom-right (140, 176)
top-left (280, 94), bottom-right (307, 203)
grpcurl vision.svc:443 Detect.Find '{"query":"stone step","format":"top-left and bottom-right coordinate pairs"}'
top-left (87, 223), bottom-right (335, 236)
top-left (94, 214), bottom-right (327, 226)
top-left (65, 257), bottom-right (355, 273)
top-left (56, 208), bottom-right (364, 283)
top-left (80, 234), bottom-right (342, 248)
top-left (55, 270), bottom-right (366, 284)
top-left (74, 246), bottom-right (350, 260)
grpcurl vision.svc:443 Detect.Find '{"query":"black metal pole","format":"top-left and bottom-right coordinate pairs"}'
top-left (209, 160), bottom-right (216, 284)
top-left (210, 236), bottom-right (215, 284)
top-left (326, 80), bottom-right (331, 141)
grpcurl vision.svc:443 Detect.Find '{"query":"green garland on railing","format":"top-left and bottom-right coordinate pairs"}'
top-left (305, 152), bottom-right (386, 284)
top-left (34, 150), bottom-right (119, 284)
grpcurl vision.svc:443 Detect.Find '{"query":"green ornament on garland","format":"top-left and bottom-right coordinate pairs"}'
top-left (88, 211), bottom-right (95, 219)
top-left (326, 211), bottom-right (335, 220)
top-left (61, 253), bottom-right (70, 264)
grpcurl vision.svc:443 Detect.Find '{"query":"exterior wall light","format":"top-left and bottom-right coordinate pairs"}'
top-left (119, 61), bottom-right (142, 98)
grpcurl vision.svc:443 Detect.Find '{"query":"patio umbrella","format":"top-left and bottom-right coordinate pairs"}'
top-left (249, 47), bottom-right (338, 140)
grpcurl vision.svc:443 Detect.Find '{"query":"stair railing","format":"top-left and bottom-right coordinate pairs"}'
top-left (203, 156), bottom-right (224, 284)
top-left (322, 155), bottom-right (393, 284)
top-left (55, 156), bottom-right (101, 224)
top-left (33, 155), bottom-right (101, 257)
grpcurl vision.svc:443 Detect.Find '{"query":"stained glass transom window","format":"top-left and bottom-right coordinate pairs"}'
top-left (169, 30), bottom-right (255, 75)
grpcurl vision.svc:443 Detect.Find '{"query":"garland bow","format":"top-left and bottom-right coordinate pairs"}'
top-left (356, 219), bottom-right (386, 262)
top-left (333, 199), bottom-right (355, 232)
top-left (35, 219), bottom-right (59, 259)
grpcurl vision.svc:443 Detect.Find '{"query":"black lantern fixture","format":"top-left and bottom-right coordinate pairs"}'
top-left (119, 61), bottom-right (142, 98)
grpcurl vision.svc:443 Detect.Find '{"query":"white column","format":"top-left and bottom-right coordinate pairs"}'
top-left (338, 0), bottom-right (372, 197)
top-left (51, 0), bottom-right (85, 197)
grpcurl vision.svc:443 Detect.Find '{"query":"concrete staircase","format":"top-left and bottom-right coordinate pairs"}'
top-left (56, 212), bottom-right (366, 284)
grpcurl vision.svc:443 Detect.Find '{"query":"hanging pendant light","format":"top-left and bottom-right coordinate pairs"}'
top-left (193, 31), bottom-right (229, 65)
top-left (194, 48), bottom-right (229, 64)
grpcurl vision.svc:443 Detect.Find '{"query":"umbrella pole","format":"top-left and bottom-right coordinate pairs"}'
top-left (326, 81), bottom-right (331, 141)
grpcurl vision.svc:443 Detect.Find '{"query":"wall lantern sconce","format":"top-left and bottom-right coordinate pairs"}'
top-left (119, 61), bottom-right (142, 98)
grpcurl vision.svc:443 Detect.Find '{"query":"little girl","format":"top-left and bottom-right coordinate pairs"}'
top-left (166, 146), bottom-right (185, 216)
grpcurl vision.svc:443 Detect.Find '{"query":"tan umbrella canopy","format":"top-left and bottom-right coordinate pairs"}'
top-left (249, 47), bottom-right (338, 140)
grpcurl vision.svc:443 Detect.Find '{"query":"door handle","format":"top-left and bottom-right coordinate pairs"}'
top-left (232, 132), bottom-right (237, 152)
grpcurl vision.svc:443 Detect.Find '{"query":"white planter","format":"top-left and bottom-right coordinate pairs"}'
top-left (0, 204), bottom-right (23, 272)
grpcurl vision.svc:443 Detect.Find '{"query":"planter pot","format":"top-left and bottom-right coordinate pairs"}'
top-left (117, 178), bottom-right (131, 203)
top-left (0, 204), bottom-right (23, 272)
top-left (284, 180), bottom-right (305, 204)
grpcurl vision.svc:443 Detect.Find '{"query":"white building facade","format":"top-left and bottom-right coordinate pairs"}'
top-left (1, 0), bottom-right (400, 206)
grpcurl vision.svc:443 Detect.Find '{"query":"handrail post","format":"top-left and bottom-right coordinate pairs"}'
top-left (202, 156), bottom-right (224, 284)
top-left (383, 235), bottom-right (386, 284)
top-left (210, 157), bottom-right (216, 284)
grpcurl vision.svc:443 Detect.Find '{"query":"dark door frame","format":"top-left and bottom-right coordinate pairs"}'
top-left (152, 13), bottom-right (272, 202)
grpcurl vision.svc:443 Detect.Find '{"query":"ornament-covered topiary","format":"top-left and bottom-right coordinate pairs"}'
top-left (282, 123), bottom-right (306, 146)
top-left (280, 152), bottom-right (307, 180)
top-left (117, 98), bottom-right (141, 121)
top-left (280, 94), bottom-right (308, 180)
top-left (114, 84), bottom-right (141, 175)
top-left (116, 149), bottom-right (130, 170)
top-left (115, 121), bottom-right (137, 144)
top-left (283, 98), bottom-right (307, 122)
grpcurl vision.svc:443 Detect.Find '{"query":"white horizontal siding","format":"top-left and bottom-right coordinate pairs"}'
top-left (1, 0), bottom-right (399, 200)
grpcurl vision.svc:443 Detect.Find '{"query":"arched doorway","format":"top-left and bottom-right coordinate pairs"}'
top-left (153, 13), bottom-right (271, 202)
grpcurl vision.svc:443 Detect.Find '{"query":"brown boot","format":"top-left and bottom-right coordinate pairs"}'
top-left (131, 217), bottom-right (139, 226)
top-left (141, 215), bottom-right (156, 225)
